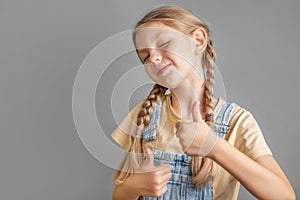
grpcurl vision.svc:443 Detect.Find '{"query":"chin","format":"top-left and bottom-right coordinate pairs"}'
top-left (158, 73), bottom-right (184, 89)
top-left (159, 80), bottom-right (181, 90)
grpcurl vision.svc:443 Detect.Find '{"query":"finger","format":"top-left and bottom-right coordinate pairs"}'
top-left (155, 173), bottom-right (171, 187)
top-left (160, 169), bottom-right (172, 182)
top-left (192, 101), bottom-right (202, 122)
top-left (154, 167), bottom-right (172, 186)
top-left (175, 122), bottom-right (183, 138)
top-left (175, 122), bottom-right (180, 130)
top-left (159, 185), bottom-right (168, 196)
top-left (158, 179), bottom-right (170, 191)
top-left (151, 184), bottom-right (168, 198)
top-left (144, 147), bottom-right (154, 167)
top-left (143, 164), bottom-right (170, 174)
top-left (157, 164), bottom-right (172, 171)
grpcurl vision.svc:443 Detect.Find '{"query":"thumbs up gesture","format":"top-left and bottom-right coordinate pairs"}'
top-left (131, 148), bottom-right (172, 198)
top-left (176, 101), bottom-right (219, 157)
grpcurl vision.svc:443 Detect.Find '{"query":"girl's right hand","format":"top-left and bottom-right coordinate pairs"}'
top-left (128, 148), bottom-right (172, 198)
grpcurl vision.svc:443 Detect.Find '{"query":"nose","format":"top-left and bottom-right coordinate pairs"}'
top-left (149, 49), bottom-right (162, 64)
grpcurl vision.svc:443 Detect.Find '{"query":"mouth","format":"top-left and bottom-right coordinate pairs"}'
top-left (157, 63), bottom-right (172, 75)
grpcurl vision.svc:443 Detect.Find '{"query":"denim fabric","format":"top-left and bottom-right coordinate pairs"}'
top-left (143, 150), bottom-right (214, 200)
top-left (142, 100), bottom-right (237, 200)
top-left (213, 102), bottom-right (237, 139)
top-left (142, 102), bottom-right (162, 142)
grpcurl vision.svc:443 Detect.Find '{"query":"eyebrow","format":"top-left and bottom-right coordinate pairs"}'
top-left (136, 31), bottom-right (170, 54)
top-left (137, 48), bottom-right (147, 55)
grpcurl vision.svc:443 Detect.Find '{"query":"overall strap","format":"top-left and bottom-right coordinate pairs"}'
top-left (214, 102), bottom-right (237, 139)
top-left (142, 100), bottom-right (237, 141)
top-left (142, 101), bottom-right (162, 142)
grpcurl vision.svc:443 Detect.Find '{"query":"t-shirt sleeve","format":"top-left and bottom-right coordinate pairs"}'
top-left (111, 102), bottom-right (143, 151)
top-left (230, 107), bottom-right (272, 160)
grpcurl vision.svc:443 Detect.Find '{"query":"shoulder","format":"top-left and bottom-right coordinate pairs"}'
top-left (111, 95), bottom-right (169, 150)
top-left (111, 100), bottom-right (145, 151)
top-left (215, 98), bottom-right (256, 128)
top-left (220, 100), bottom-right (262, 139)
top-left (228, 102), bottom-right (259, 132)
top-left (111, 96), bottom-right (169, 151)
top-left (223, 100), bottom-right (272, 159)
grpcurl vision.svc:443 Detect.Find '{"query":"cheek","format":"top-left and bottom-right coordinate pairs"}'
top-left (178, 50), bottom-right (196, 66)
top-left (170, 38), bottom-right (195, 61)
top-left (144, 67), bottom-right (157, 81)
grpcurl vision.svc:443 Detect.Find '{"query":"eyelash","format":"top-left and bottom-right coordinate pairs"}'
top-left (160, 41), bottom-right (169, 48)
top-left (142, 41), bottom-right (170, 63)
top-left (143, 55), bottom-right (150, 62)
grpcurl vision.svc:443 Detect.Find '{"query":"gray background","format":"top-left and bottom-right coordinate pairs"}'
top-left (1, 0), bottom-right (299, 199)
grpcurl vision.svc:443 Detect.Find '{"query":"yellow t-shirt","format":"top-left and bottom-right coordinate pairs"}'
top-left (111, 94), bottom-right (272, 200)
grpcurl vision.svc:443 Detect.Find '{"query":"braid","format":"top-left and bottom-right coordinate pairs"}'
top-left (124, 5), bottom-right (219, 190)
top-left (137, 84), bottom-right (168, 127)
top-left (114, 84), bottom-right (167, 185)
top-left (191, 36), bottom-right (217, 188)
top-left (204, 37), bottom-right (216, 125)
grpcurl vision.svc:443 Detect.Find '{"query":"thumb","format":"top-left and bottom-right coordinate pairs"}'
top-left (143, 147), bottom-right (154, 167)
top-left (192, 101), bottom-right (202, 122)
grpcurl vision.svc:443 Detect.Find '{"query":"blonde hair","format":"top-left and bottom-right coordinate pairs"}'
top-left (114, 5), bottom-right (217, 190)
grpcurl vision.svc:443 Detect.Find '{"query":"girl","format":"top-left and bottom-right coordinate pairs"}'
top-left (111, 6), bottom-right (295, 200)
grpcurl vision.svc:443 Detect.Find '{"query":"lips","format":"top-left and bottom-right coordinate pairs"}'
top-left (157, 62), bottom-right (172, 75)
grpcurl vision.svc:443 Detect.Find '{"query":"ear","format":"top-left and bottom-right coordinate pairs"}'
top-left (192, 28), bottom-right (208, 54)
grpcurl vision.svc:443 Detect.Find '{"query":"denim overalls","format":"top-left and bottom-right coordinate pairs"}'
top-left (142, 100), bottom-right (237, 200)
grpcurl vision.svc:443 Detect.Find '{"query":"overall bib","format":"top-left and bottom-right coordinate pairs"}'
top-left (142, 100), bottom-right (237, 200)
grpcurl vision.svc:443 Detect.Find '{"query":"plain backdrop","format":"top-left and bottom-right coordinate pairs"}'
top-left (1, 0), bottom-right (299, 199)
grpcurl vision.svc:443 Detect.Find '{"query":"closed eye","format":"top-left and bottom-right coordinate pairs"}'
top-left (143, 54), bottom-right (150, 63)
top-left (160, 41), bottom-right (169, 48)
top-left (142, 41), bottom-right (169, 63)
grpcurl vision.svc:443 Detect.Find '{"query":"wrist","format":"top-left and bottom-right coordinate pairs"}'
top-left (206, 137), bottom-right (223, 159)
top-left (127, 174), bottom-right (141, 199)
top-left (207, 137), bottom-right (231, 161)
top-left (116, 174), bottom-right (140, 200)
top-left (198, 125), bottom-right (219, 157)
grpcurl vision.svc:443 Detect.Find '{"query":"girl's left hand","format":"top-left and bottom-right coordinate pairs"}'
top-left (176, 101), bottom-right (219, 157)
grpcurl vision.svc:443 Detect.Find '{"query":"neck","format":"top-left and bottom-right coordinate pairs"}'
top-left (170, 77), bottom-right (205, 121)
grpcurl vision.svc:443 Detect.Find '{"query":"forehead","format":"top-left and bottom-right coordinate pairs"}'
top-left (134, 22), bottom-right (183, 50)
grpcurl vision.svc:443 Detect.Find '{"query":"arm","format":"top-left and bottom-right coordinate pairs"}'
top-left (112, 176), bottom-right (140, 200)
top-left (209, 139), bottom-right (295, 200)
top-left (176, 101), bottom-right (296, 200)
